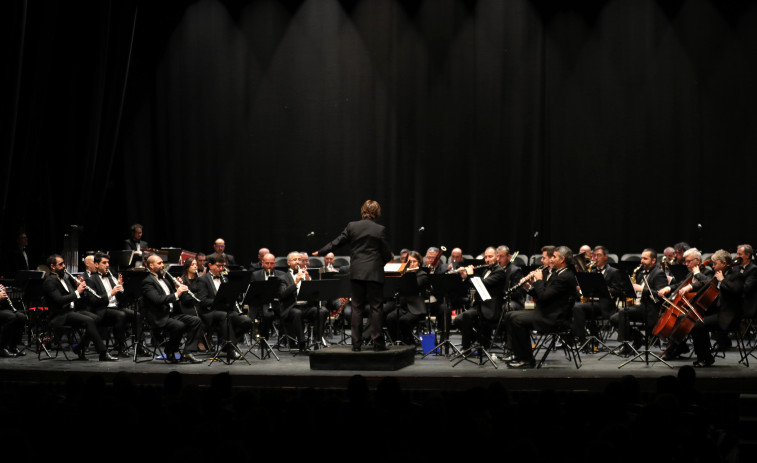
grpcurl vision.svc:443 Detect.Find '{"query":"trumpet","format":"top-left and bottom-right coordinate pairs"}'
top-left (0, 285), bottom-right (17, 312)
top-left (64, 270), bottom-right (101, 299)
top-left (164, 271), bottom-right (201, 303)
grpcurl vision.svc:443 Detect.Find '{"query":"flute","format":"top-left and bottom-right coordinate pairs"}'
top-left (64, 270), bottom-right (102, 299)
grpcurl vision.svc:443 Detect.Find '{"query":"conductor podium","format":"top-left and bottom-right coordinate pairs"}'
top-left (309, 345), bottom-right (415, 371)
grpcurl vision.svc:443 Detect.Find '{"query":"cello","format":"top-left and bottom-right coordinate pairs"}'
top-left (652, 259), bottom-right (712, 340)
top-left (667, 257), bottom-right (741, 344)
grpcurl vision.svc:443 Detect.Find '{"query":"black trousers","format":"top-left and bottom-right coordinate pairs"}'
top-left (0, 309), bottom-right (27, 349)
top-left (350, 280), bottom-right (384, 347)
top-left (51, 310), bottom-right (106, 353)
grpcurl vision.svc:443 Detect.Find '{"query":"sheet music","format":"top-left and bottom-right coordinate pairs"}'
top-left (470, 276), bottom-right (491, 301)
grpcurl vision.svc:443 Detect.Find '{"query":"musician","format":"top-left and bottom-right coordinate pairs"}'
top-left (250, 247), bottom-right (270, 271)
top-left (123, 223), bottom-right (148, 267)
top-left (658, 248), bottom-right (713, 299)
top-left (208, 238), bottom-right (236, 266)
top-left (576, 244), bottom-right (592, 272)
top-left (0, 284), bottom-right (27, 357)
top-left (672, 242), bottom-right (691, 265)
top-left (83, 254), bottom-right (97, 278)
top-left (42, 254), bottom-right (117, 361)
top-left (453, 247), bottom-right (506, 351)
top-left (399, 249), bottom-right (410, 264)
top-left (446, 248), bottom-right (464, 271)
top-left (250, 253), bottom-right (286, 340)
top-left (663, 247), bottom-right (675, 263)
top-left (608, 249), bottom-right (667, 352)
top-left (141, 254), bottom-right (203, 363)
top-left (689, 250), bottom-right (744, 367)
top-left (571, 246), bottom-right (625, 347)
top-left (314, 200), bottom-right (393, 351)
top-left (275, 252), bottom-right (322, 353)
top-left (497, 245), bottom-right (526, 311)
top-left (196, 253), bottom-right (208, 276)
top-left (177, 257), bottom-right (209, 352)
top-left (7, 232), bottom-right (34, 275)
top-left (423, 247), bottom-right (445, 274)
top-left (323, 252), bottom-right (340, 273)
top-left (84, 252), bottom-right (131, 356)
top-left (505, 246), bottom-right (576, 368)
top-left (737, 244), bottom-right (757, 320)
top-left (195, 255), bottom-right (252, 359)
top-left (385, 251), bottom-right (429, 345)
top-left (539, 245), bottom-right (556, 280)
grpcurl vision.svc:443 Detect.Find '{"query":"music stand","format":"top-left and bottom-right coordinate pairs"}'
top-left (242, 279), bottom-right (284, 360)
top-left (598, 273), bottom-right (640, 360)
top-left (382, 273), bottom-right (421, 346)
top-left (120, 270), bottom-right (151, 362)
top-left (208, 280), bottom-right (251, 366)
top-left (423, 273), bottom-right (466, 358)
top-left (575, 272), bottom-right (612, 353)
top-left (298, 279), bottom-right (344, 348)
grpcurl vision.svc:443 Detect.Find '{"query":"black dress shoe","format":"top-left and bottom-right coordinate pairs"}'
top-left (507, 359), bottom-right (536, 369)
top-left (693, 358), bottom-right (715, 368)
top-left (227, 349), bottom-right (241, 360)
top-left (9, 348), bottom-right (25, 357)
top-left (0, 348), bottom-right (17, 358)
top-left (72, 345), bottom-right (88, 360)
top-left (373, 344), bottom-right (389, 352)
top-left (501, 354), bottom-right (516, 362)
top-left (351, 346), bottom-right (361, 352)
top-left (165, 352), bottom-right (179, 364)
top-left (182, 353), bottom-right (204, 364)
top-left (99, 352), bottom-right (118, 362)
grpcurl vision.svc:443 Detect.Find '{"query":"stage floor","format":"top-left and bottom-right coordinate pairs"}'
top-left (2, 333), bottom-right (756, 393)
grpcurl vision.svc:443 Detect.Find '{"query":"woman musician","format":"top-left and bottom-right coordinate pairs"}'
top-left (385, 251), bottom-right (430, 346)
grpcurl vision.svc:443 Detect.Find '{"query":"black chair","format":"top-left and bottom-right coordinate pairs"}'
top-left (532, 323), bottom-right (582, 369)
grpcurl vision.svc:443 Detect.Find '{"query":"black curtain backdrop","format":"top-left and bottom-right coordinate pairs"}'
top-left (3, 0), bottom-right (757, 273)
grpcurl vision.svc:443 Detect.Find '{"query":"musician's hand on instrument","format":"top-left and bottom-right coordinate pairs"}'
top-left (0, 289), bottom-right (7, 300)
top-left (658, 287), bottom-right (670, 297)
top-left (715, 270), bottom-right (724, 281)
top-left (312, 251), bottom-right (319, 256)
top-left (177, 284), bottom-right (188, 296)
top-left (533, 271), bottom-right (543, 281)
top-left (678, 284), bottom-right (692, 295)
top-left (76, 282), bottom-right (87, 294)
top-left (177, 277), bottom-right (184, 285)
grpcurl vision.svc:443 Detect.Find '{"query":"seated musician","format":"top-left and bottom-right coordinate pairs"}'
top-left (497, 245), bottom-right (526, 311)
top-left (608, 248), bottom-right (667, 354)
top-left (0, 285), bottom-right (27, 357)
top-left (42, 254), bottom-right (117, 361)
top-left (656, 247), bottom-right (713, 360)
top-left (84, 252), bottom-right (133, 357)
top-left (123, 223), bottom-right (148, 268)
top-left (195, 255), bottom-right (252, 359)
top-left (178, 257), bottom-right (210, 352)
top-left (250, 247), bottom-right (270, 271)
top-left (452, 247), bottom-right (506, 351)
top-left (571, 245), bottom-right (625, 348)
top-left (505, 246), bottom-right (576, 369)
top-left (385, 251), bottom-right (429, 346)
top-left (280, 252), bottom-right (328, 353)
top-left (737, 244), bottom-right (757, 322)
top-left (250, 253), bottom-right (287, 340)
top-left (141, 254), bottom-right (203, 363)
top-left (689, 249), bottom-right (744, 367)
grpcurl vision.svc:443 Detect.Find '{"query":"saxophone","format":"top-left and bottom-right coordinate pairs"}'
top-left (629, 263), bottom-right (643, 303)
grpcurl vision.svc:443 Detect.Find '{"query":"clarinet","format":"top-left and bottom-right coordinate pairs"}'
top-left (0, 285), bottom-right (17, 312)
top-left (165, 271), bottom-right (201, 303)
top-left (64, 270), bottom-right (102, 299)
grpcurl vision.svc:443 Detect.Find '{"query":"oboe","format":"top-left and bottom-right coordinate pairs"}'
top-left (106, 269), bottom-right (124, 293)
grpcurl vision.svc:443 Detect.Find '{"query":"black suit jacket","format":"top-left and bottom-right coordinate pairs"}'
top-left (249, 269), bottom-right (287, 314)
top-left (530, 266), bottom-right (576, 331)
top-left (401, 269), bottom-right (429, 316)
top-left (467, 264), bottom-right (506, 321)
top-left (740, 261), bottom-right (757, 318)
top-left (317, 218), bottom-right (392, 283)
top-left (502, 262), bottom-right (526, 309)
top-left (124, 239), bottom-right (148, 251)
top-left (195, 272), bottom-right (233, 312)
top-left (42, 274), bottom-right (82, 316)
top-left (85, 272), bottom-right (123, 312)
top-left (714, 269), bottom-right (744, 331)
top-left (141, 273), bottom-right (180, 327)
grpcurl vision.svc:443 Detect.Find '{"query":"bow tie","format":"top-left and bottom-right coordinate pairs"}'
top-left (212, 275), bottom-right (222, 280)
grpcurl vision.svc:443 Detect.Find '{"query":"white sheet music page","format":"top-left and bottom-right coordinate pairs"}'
top-left (470, 276), bottom-right (491, 301)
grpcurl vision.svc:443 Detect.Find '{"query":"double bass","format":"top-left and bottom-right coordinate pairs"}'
top-left (652, 260), bottom-right (711, 339)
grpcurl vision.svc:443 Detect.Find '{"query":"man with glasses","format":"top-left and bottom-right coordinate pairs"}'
top-left (208, 238), bottom-right (236, 266)
top-left (195, 255), bottom-right (252, 359)
top-left (42, 254), bottom-right (118, 361)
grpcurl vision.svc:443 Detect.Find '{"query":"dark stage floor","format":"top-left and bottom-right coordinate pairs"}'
top-left (2, 332), bottom-right (756, 393)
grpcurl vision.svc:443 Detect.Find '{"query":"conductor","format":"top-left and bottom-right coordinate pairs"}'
top-left (314, 200), bottom-right (393, 351)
